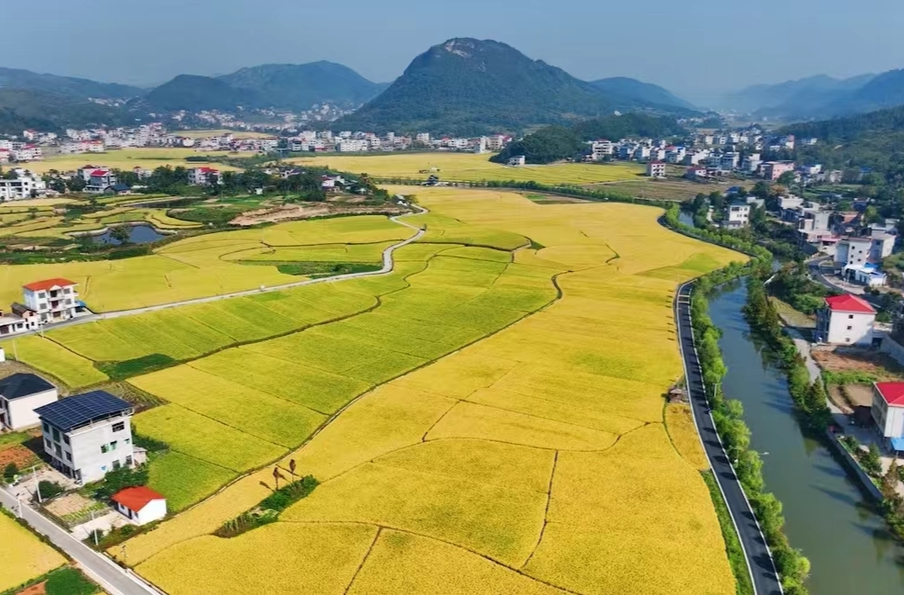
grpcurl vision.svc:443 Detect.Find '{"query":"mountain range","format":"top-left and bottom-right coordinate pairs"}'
top-left (720, 69), bottom-right (904, 119)
top-left (0, 38), bottom-right (698, 136)
top-left (333, 38), bottom-right (697, 135)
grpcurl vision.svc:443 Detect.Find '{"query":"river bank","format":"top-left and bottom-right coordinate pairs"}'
top-left (709, 283), bottom-right (904, 594)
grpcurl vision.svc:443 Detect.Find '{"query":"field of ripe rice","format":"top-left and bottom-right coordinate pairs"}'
top-left (125, 188), bottom-right (744, 595)
top-left (0, 511), bottom-right (66, 592)
top-left (0, 214), bottom-right (411, 312)
top-left (25, 148), bottom-right (240, 175)
top-left (288, 152), bottom-right (643, 184)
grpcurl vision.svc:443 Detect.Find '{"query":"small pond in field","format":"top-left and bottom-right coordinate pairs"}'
top-left (91, 224), bottom-right (168, 245)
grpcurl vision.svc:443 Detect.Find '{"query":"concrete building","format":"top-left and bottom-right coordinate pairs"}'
top-left (872, 383), bottom-right (904, 449)
top-left (0, 374), bottom-right (58, 431)
top-left (590, 140), bottom-right (614, 160)
top-left (187, 167), bottom-right (220, 186)
top-left (763, 161), bottom-right (795, 181)
top-left (835, 238), bottom-right (873, 268)
top-left (647, 161), bottom-right (667, 178)
top-left (507, 155), bottom-right (526, 167)
top-left (84, 169), bottom-right (117, 193)
top-left (112, 486), bottom-right (167, 525)
top-left (0, 171), bottom-right (47, 200)
top-left (35, 390), bottom-right (135, 484)
top-left (725, 202), bottom-right (751, 229)
top-left (871, 234), bottom-right (896, 261)
top-left (815, 294), bottom-right (876, 346)
top-left (22, 278), bottom-right (78, 324)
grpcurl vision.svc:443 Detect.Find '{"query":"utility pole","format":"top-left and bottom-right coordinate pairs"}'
top-left (91, 510), bottom-right (98, 546)
top-left (16, 495), bottom-right (21, 518)
top-left (32, 466), bottom-right (42, 504)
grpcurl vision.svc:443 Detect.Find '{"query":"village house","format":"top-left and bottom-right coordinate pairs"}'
top-left (0, 170), bottom-right (47, 200)
top-left (646, 162), bottom-right (667, 178)
top-left (725, 201), bottom-right (751, 229)
top-left (0, 304), bottom-right (40, 336)
top-left (0, 373), bottom-right (58, 431)
top-left (815, 294), bottom-right (876, 346)
top-left (187, 166), bottom-right (220, 186)
top-left (871, 383), bottom-right (904, 451)
top-left (23, 278), bottom-right (79, 324)
top-left (84, 169), bottom-right (117, 193)
top-left (507, 155), bottom-right (526, 167)
top-left (763, 161), bottom-right (796, 181)
top-left (35, 390), bottom-right (135, 484)
top-left (111, 486), bottom-right (167, 525)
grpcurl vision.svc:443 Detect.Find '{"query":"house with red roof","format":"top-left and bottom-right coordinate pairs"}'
top-left (85, 169), bottom-right (118, 194)
top-left (22, 278), bottom-right (79, 324)
top-left (187, 166), bottom-right (220, 186)
top-left (815, 294), bottom-right (876, 346)
top-left (872, 383), bottom-right (904, 449)
top-left (111, 486), bottom-right (167, 525)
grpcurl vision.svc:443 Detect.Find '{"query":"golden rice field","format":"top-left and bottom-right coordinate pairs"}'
top-left (23, 148), bottom-right (241, 175)
top-left (0, 214), bottom-right (410, 312)
top-left (177, 129), bottom-right (277, 139)
top-left (289, 152), bottom-right (644, 184)
top-left (109, 188), bottom-right (744, 595)
top-left (0, 511), bottom-right (66, 592)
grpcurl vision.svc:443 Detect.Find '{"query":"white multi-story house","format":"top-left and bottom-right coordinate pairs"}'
top-left (415, 133), bottom-right (431, 144)
top-left (508, 155), bottom-right (526, 167)
top-left (835, 238), bottom-right (872, 267)
top-left (815, 294), bottom-right (876, 346)
top-left (35, 390), bottom-right (135, 484)
top-left (870, 234), bottom-right (896, 261)
top-left (12, 145), bottom-right (42, 162)
top-left (187, 166), bottom-right (220, 185)
top-left (22, 278), bottom-right (79, 324)
top-left (0, 170), bottom-right (47, 200)
top-left (485, 135), bottom-right (507, 151)
top-left (0, 373), bottom-right (58, 431)
top-left (647, 162), bottom-right (667, 178)
top-left (872, 383), bottom-right (904, 449)
top-left (725, 202), bottom-right (751, 229)
top-left (590, 140), bottom-right (614, 160)
top-left (85, 168), bottom-right (117, 193)
top-left (336, 139), bottom-right (369, 152)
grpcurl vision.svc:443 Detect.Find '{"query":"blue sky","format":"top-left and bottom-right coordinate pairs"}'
top-left (7, 0), bottom-right (904, 106)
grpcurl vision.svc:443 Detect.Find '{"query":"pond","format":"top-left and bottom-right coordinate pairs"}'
top-left (91, 224), bottom-right (168, 246)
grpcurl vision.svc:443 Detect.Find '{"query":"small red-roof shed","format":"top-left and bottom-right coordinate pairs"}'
top-left (825, 294), bottom-right (875, 314)
top-left (111, 486), bottom-right (165, 512)
top-left (875, 382), bottom-right (904, 407)
top-left (22, 278), bottom-right (76, 292)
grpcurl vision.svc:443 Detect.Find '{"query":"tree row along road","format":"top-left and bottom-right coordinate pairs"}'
top-left (674, 283), bottom-right (784, 595)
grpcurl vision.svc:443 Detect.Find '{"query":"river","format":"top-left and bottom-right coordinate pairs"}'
top-left (708, 283), bottom-right (904, 594)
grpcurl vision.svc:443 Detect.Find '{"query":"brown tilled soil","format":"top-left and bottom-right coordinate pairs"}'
top-left (16, 580), bottom-right (46, 595)
top-left (843, 384), bottom-right (875, 408)
top-left (812, 348), bottom-right (904, 380)
top-left (231, 203), bottom-right (407, 226)
top-left (0, 444), bottom-right (41, 469)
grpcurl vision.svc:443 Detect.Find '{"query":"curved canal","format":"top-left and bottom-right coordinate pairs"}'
top-left (708, 283), bottom-right (904, 594)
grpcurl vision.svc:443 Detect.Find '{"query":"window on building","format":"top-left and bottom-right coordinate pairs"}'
top-left (100, 444), bottom-right (109, 454)
top-left (52, 428), bottom-right (60, 442)
top-left (65, 452), bottom-right (72, 462)
top-left (112, 421), bottom-right (125, 432)
top-left (110, 441), bottom-right (117, 451)
top-left (54, 444), bottom-right (61, 456)
top-left (112, 459), bottom-right (121, 470)
top-left (63, 435), bottom-right (70, 445)
top-left (125, 455), bottom-right (133, 466)
top-left (125, 438), bottom-right (131, 445)
top-left (849, 315), bottom-right (854, 319)
top-left (44, 439), bottom-right (51, 449)
top-left (847, 326), bottom-right (853, 331)
top-left (42, 422), bottom-right (49, 433)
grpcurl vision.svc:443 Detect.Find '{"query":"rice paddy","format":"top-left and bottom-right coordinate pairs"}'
top-left (93, 187), bottom-right (746, 595)
top-left (0, 511), bottom-right (66, 592)
top-left (288, 152), bottom-right (644, 184)
top-left (23, 148), bottom-right (240, 175)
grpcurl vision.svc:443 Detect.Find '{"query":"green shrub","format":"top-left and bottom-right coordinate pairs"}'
top-left (44, 567), bottom-right (96, 595)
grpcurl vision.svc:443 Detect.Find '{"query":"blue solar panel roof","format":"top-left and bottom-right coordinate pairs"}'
top-left (34, 390), bottom-right (131, 432)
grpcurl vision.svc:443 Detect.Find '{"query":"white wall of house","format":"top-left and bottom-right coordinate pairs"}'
top-left (1, 388), bottom-right (58, 430)
top-left (42, 413), bottom-right (134, 483)
top-left (872, 392), bottom-right (904, 439)
top-left (115, 499), bottom-right (167, 525)
top-left (824, 310), bottom-right (875, 345)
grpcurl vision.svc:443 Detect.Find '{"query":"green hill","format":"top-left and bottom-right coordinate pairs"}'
top-left (589, 77), bottom-right (695, 112)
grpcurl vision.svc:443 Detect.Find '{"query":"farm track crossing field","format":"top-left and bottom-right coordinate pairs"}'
top-left (0, 511), bottom-right (66, 592)
top-left (288, 152), bottom-right (644, 184)
top-left (117, 188), bottom-right (744, 595)
top-left (0, 214), bottom-right (410, 312)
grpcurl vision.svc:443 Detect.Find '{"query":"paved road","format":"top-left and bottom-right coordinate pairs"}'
top-left (0, 486), bottom-right (161, 595)
top-left (675, 283), bottom-right (783, 595)
top-left (9, 207), bottom-right (427, 336)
